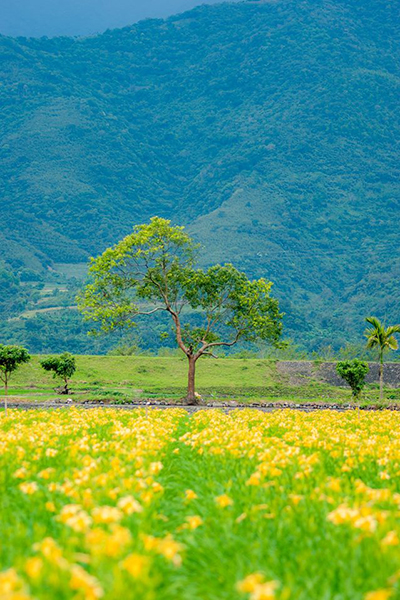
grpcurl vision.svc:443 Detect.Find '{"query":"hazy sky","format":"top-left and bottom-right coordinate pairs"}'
top-left (0, 0), bottom-right (237, 38)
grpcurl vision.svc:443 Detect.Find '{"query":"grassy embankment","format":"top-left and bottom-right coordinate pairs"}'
top-left (3, 356), bottom-right (399, 406)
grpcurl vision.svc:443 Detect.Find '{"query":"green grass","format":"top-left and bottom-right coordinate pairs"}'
top-left (2, 355), bottom-right (399, 406)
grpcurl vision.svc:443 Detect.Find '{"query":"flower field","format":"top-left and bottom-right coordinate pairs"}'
top-left (1, 408), bottom-right (400, 600)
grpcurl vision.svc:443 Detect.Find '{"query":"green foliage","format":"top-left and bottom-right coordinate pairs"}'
top-left (78, 217), bottom-right (199, 333)
top-left (40, 352), bottom-right (76, 390)
top-left (182, 263), bottom-right (282, 349)
top-left (336, 359), bottom-right (369, 399)
top-left (78, 218), bottom-right (282, 357)
top-left (365, 316), bottom-right (400, 361)
top-left (0, 344), bottom-right (31, 392)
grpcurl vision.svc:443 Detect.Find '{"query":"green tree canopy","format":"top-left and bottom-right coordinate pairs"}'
top-left (40, 352), bottom-right (76, 394)
top-left (336, 359), bottom-right (369, 400)
top-left (0, 344), bottom-right (31, 414)
top-left (78, 217), bottom-right (283, 403)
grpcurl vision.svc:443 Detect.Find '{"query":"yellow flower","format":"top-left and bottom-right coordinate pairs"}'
top-left (66, 511), bottom-right (92, 533)
top-left (0, 567), bottom-right (31, 599)
top-left (45, 501), bottom-right (56, 512)
top-left (149, 461), bottom-right (163, 475)
top-left (38, 468), bottom-right (55, 480)
top-left (58, 504), bottom-right (82, 521)
top-left (288, 494), bottom-right (303, 506)
top-left (327, 478), bottom-right (341, 492)
top-left (327, 505), bottom-right (357, 525)
top-left (33, 537), bottom-right (68, 568)
top-left (185, 515), bottom-right (203, 530)
top-left (92, 506), bottom-right (123, 524)
top-left (45, 448), bottom-right (58, 457)
top-left (141, 534), bottom-right (159, 552)
top-left (237, 573), bottom-right (265, 593)
top-left (117, 496), bottom-right (143, 515)
top-left (353, 515), bottom-right (377, 533)
top-left (364, 589), bottom-right (392, 600)
top-left (121, 553), bottom-right (149, 579)
top-left (185, 489), bottom-right (197, 501)
top-left (215, 494), bottom-right (233, 508)
top-left (70, 565), bottom-right (103, 600)
top-left (25, 557), bottom-right (43, 580)
top-left (86, 526), bottom-right (131, 558)
top-left (13, 468), bottom-right (27, 479)
top-left (157, 535), bottom-right (183, 567)
top-left (19, 482), bottom-right (38, 495)
top-left (246, 473), bottom-right (261, 486)
top-left (381, 531), bottom-right (399, 547)
top-left (0, 568), bottom-right (20, 594)
top-left (251, 581), bottom-right (279, 600)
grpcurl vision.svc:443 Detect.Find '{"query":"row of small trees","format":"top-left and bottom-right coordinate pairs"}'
top-left (0, 349), bottom-right (75, 415)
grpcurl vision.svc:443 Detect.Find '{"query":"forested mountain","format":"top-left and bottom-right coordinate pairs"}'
top-left (1, 0), bottom-right (399, 352)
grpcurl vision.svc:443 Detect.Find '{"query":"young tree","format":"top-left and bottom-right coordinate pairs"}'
top-left (365, 317), bottom-right (400, 401)
top-left (0, 345), bottom-right (31, 415)
top-left (40, 352), bottom-right (76, 394)
top-left (336, 359), bottom-right (369, 400)
top-left (78, 217), bottom-right (283, 404)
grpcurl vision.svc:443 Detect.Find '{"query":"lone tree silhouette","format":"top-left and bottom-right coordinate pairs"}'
top-left (78, 217), bottom-right (283, 404)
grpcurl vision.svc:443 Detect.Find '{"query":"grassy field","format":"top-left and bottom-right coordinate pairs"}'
top-left (3, 355), bottom-right (400, 406)
top-left (1, 408), bottom-right (400, 599)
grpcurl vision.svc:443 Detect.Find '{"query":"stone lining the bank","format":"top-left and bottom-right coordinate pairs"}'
top-left (277, 361), bottom-right (400, 388)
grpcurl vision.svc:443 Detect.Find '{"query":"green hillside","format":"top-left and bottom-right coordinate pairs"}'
top-left (1, 0), bottom-right (399, 351)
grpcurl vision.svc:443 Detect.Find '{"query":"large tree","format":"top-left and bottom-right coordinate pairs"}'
top-left (0, 345), bottom-right (31, 415)
top-left (365, 316), bottom-right (400, 401)
top-left (78, 217), bottom-right (283, 404)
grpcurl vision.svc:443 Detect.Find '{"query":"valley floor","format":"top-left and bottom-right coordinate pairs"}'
top-left (3, 356), bottom-right (400, 408)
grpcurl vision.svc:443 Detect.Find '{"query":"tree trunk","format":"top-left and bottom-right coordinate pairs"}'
top-left (186, 356), bottom-right (199, 405)
top-left (4, 377), bottom-right (8, 417)
top-left (379, 353), bottom-right (384, 402)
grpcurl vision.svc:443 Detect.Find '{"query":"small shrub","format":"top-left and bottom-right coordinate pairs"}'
top-left (336, 359), bottom-right (369, 399)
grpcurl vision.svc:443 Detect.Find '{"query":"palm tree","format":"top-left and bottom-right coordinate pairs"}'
top-left (365, 317), bottom-right (400, 401)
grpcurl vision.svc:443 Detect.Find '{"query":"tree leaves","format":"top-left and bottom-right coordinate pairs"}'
top-left (78, 219), bottom-right (283, 359)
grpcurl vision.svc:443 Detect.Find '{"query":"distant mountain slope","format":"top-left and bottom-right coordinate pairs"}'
top-left (1, 0), bottom-right (399, 349)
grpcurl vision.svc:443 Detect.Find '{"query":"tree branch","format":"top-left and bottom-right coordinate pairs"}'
top-left (167, 307), bottom-right (189, 357)
top-left (195, 329), bottom-right (243, 360)
top-left (136, 306), bottom-right (166, 316)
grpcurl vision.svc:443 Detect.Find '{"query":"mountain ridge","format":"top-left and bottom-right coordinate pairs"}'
top-left (1, 0), bottom-right (399, 350)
